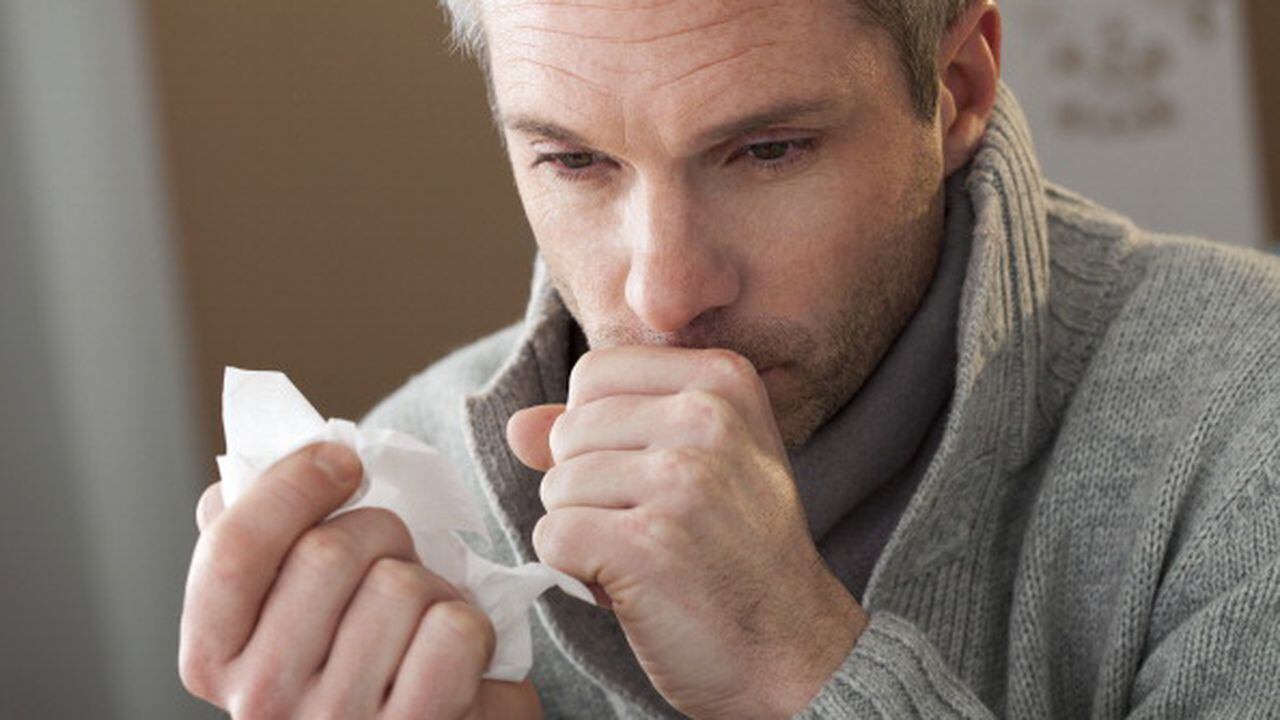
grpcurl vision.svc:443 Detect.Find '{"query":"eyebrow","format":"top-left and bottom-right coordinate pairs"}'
top-left (504, 116), bottom-right (591, 146)
top-left (501, 96), bottom-right (841, 151)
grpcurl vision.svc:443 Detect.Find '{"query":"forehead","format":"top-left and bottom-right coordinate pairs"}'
top-left (483, 0), bottom-right (889, 151)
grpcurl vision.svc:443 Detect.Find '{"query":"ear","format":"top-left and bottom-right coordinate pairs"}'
top-left (937, 1), bottom-right (1002, 177)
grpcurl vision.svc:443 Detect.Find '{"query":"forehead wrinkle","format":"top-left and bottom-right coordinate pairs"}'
top-left (505, 1), bottom-right (779, 45)
top-left (496, 0), bottom-right (681, 13)
top-left (672, 65), bottom-right (824, 123)
top-left (505, 55), bottom-right (610, 93)
top-left (654, 40), bottom-right (781, 90)
top-left (491, 0), bottom-right (809, 92)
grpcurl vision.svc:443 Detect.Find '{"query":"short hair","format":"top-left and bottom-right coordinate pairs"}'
top-left (437, 0), bottom-right (977, 121)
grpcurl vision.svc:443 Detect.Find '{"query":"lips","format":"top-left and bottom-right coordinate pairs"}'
top-left (759, 365), bottom-right (785, 379)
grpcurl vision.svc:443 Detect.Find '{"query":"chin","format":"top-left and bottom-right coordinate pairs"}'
top-left (766, 379), bottom-right (827, 449)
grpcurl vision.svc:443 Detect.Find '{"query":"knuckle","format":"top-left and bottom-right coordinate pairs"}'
top-left (291, 525), bottom-right (358, 573)
top-left (225, 654), bottom-right (295, 720)
top-left (532, 514), bottom-right (567, 565)
top-left (547, 409), bottom-right (574, 460)
top-left (674, 391), bottom-right (729, 434)
top-left (632, 507), bottom-right (682, 556)
top-left (538, 466), bottom-right (560, 510)
top-left (425, 600), bottom-right (495, 657)
top-left (658, 451), bottom-right (714, 516)
top-left (227, 674), bottom-right (290, 720)
top-left (568, 350), bottom-right (602, 392)
top-left (350, 506), bottom-right (413, 548)
top-left (364, 558), bottom-right (430, 600)
top-left (193, 524), bottom-right (258, 590)
top-left (700, 348), bottom-right (755, 385)
top-left (177, 642), bottom-right (219, 701)
top-left (653, 446), bottom-right (706, 484)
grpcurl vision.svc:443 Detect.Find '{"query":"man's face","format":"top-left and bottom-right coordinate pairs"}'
top-left (487, 0), bottom-right (948, 446)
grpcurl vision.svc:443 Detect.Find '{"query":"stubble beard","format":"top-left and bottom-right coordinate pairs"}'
top-left (771, 201), bottom-right (942, 447)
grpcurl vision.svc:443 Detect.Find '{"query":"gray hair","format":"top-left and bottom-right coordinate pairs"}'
top-left (437, 0), bottom-right (976, 121)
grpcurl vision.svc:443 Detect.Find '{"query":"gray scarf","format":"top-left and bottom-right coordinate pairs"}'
top-left (789, 172), bottom-right (973, 600)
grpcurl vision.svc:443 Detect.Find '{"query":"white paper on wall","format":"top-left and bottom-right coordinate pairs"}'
top-left (1002, 0), bottom-right (1268, 248)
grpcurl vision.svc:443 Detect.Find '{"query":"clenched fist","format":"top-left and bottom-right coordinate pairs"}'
top-left (178, 442), bottom-right (540, 719)
top-left (508, 347), bottom-right (868, 719)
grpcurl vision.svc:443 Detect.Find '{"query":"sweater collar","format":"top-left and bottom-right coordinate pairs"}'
top-left (863, 83), bottom-right (1057, 595)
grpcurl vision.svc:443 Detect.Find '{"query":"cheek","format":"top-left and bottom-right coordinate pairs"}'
top-left (738, 173), bottom-right (883, 320)
top-left (520, 187), bottom-right (631, 323)
top-left (741, 134), bottom-right (939, 320)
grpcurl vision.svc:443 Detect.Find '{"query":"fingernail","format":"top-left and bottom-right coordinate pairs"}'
top-left (312, 443), bottom-right (361, 485)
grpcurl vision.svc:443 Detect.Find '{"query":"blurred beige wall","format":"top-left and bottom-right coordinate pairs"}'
top-left (145, 2), bottom-right (1280, 467)
top-left (146, 2), bottom-right (535, 464)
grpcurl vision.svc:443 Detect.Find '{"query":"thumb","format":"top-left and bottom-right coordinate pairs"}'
top-left (506, 404), bottom-right (566, 472)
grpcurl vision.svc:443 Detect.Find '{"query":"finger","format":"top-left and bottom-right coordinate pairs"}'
top-left (539, 450), bottom-right (655, 512)
top-left (234, 508), bottom-right (419, 695)
top-left (181, 442), bottom-right (362, 667)
top-left (313, 560), bottom-right (460, 717)
top-left (196, 482), bottom-right (225, 533)
top-left (507, 404), bottom-right (565, 472)
top-left (567, 347), bottom-right (770, 425)
top-left (382, 599), bottom-right (497, 718)
top-left (549, 392), bottom-right (744, 464)
top-left (532, 506), bottom-right (633, 591)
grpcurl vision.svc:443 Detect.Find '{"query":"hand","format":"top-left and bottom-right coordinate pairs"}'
top-left (508, 347), bottom-right (867, 719)
top-left (179, 442), bottom-right (541, 719)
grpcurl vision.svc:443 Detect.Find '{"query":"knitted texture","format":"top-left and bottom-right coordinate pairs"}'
top-left (363, 85), bottom-right (1280, 718)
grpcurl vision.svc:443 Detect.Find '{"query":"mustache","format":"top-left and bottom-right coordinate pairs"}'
top-left (588, 315), bottom-right (818, 372)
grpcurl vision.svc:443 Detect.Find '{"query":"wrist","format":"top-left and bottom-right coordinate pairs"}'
top-left (767, 576), bottom-right (868, 717)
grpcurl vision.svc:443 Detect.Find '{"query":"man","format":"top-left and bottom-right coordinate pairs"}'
top-left (179, 0), bottom-right (1280, 717)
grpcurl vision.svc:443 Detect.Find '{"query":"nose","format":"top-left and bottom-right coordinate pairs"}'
top-left (622, 178), bottom-right (740, 334)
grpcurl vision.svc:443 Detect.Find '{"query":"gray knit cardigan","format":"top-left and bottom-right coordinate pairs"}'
top-left (364, 86), bottom-right (1280, 718)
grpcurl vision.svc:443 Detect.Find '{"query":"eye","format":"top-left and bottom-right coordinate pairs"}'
top-left (746, 141), bottom-right (793, 162)
top-left (729, 138), bottom-right (818, 173)
top-left (530, 150), bottom-right (613, 182)
top-left (532, 151), bottom-right (601, 171)
top-left (553, 152), bottom-right (597, 170)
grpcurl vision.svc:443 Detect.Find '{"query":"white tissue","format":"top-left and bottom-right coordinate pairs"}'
top-left (215, 367), bottom-right (594, 682)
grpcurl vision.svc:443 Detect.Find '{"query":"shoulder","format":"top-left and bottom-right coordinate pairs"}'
top-left (1039, 183), bottom-right (1280, 445)
top-left (1046, 181), bottom-right (1279, 300)
top-left (361, 322), bottom-right (524, 446)
top-left (1043, 181), bottom-right (1280, 378)
top-left (1040, 183), bottom-right (1280, 614)
top-left (1043, 181), bottom-right (1280, 465)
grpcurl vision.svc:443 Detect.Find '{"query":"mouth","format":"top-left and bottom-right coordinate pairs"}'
top-left (759, 365), bottom-right (786, 380)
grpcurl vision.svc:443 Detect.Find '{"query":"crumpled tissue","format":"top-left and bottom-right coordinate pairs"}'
top-left (215, 367), bottom-right (594, 682)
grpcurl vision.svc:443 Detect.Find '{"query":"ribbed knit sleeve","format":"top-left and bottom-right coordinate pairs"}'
top-left (795, 613), bottom-right (993, 719)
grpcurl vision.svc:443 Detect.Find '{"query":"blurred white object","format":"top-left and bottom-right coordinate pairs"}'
top-left (1002, 0), bottom-right (1268, 248)
top-left (217, 368), bottom-right (594, 681)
